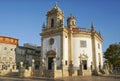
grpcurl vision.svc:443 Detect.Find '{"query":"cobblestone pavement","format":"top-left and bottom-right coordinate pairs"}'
top-left (0, 75), bottom-right (119, 81)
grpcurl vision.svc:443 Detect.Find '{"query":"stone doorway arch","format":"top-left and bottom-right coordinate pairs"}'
top-left (80, 54), bottom-right (88, 70)
top-left (46, 50), bottom-right (56, 70)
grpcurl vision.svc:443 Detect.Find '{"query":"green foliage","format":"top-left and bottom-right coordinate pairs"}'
top-left (104, 44), bottom-right (120, 66)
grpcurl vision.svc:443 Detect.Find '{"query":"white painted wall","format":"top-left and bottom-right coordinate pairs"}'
top-left (42, 33), bottom-right (103, 70)
top-left (100, 43), bottom-right (103, 67)
top-left (42, 35), bottom-right (61, 67)
top-left (95, 40), bottom-right (103, 68)
top-left (63, 36), bottom-right (68, 66)
top-left (73, 37), bottom-right (93, 68)
top-left (0, 43), bottom-right (16, 63)
top-left (0, 43), bottom-right (16, 70)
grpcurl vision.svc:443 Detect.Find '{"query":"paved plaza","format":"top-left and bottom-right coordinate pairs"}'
top-left (0, 75), bottom-right (119, 81)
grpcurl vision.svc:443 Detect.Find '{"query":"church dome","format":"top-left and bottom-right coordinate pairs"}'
top-left (67, 14), bottom-right (76, 21)
top-left (67, 14), bottom-right (76, 27)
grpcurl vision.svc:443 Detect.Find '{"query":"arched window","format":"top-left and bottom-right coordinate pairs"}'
top-left (51, 18), bottom-right (54, 27)
top-left (98, 53), bottom-right (101, 64)
top-left (72, 21), bottom-right (74, 25)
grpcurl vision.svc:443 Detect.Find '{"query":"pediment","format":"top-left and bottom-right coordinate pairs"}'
top-left (80, 54), bottom-right (88, 59)
top-left (46, 50), bottom-right (56, 55)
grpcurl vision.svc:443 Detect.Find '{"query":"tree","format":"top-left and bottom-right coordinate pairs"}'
top-left (104, 43), bottom-right (120, 68)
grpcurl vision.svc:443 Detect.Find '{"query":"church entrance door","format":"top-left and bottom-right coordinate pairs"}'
top-left (82, 60), bottom-right (87, 70)
top-left (48, 57), bottom-right (54, 70)
top-left (46, 50), bottom-right (56, 70)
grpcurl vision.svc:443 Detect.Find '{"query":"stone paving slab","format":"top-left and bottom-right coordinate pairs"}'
top-left (0, 76), bottom-right (119, 81)
top-left (63, 76), bottom-right (120, 81)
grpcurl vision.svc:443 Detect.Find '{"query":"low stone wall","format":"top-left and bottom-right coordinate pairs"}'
top-left (72, 70), bottom-right (78, 76)
top-left (33, 70), bottom-right (40, 76)
top-left (45, 70), bottom-right (53, 78)
top-left (19, 67), bottom-right (32, 78)
top-left (78, 69), bottom-right (91, 76)
top-left (54, 69), bottom-right (78, 78)
top-left (45, 70), bottom-right (69, 78)
top-left (12, 69), bottom-right (19, 72)
top-left (0, 70), bottom-right (10, 75)
top-left (82, 70), bottom-right (91, 76)
top-left (19, 69), bottom-right (41, 78)
top-left (54, 70), bottom-right (62, 78)
top-left (23, 69), bottom-right (31, 77)
top-left (63, 69), bottom-right (69, 77)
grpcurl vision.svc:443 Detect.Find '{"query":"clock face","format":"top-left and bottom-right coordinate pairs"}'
top-left (49, 38), bottom-right (54, 45)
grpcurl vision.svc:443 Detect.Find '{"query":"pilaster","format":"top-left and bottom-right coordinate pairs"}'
top-left (91, 31), bottom-right (97, 70)
top-left (61, 29), bottom-right (66, 68)
top-left (68, 27), bottom-right (73, 63)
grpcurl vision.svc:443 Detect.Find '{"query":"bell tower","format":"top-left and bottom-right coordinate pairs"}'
top-left (41, 3), bottom-right (65, 71)
top-left (46, 3), bottom-right (64, 28)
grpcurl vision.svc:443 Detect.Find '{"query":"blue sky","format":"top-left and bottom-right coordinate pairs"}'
top-left (0, 0), bottom-right (120, 52)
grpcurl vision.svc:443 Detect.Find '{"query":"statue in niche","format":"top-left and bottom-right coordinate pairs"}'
top-left (57, 19), bottom-right (63, 27)
top-left (68, 61), bottom-right (74, 76)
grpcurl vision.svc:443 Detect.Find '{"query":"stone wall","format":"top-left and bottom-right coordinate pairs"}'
top-left (78, 69), bottom-right (91, 76)
top-left (0, 70), bottom-right (10, 75)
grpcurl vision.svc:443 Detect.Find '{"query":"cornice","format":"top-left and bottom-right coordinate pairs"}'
top-left (73, 32), bottom-right (91, 38)
top-left (46, 11), bottom-right (64, 17)
top-left (94, 32), bottom-right (103, 43)
top-left (41, 27), bottom-right (63, 37)
top-left (0, 36), bottom-right (18, 45)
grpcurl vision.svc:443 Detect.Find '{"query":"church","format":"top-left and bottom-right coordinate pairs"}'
top-left (40, 4), bottom-right (103, 77)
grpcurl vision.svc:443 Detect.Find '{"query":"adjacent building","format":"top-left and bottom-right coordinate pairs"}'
top-left (0, 36), bottom-right (18, 71)
top-left (16, 43), bottom-right (41, 69)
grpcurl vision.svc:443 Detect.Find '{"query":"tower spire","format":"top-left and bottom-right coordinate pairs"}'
top-left (54, 1), bottom-right (58, 8)
top-left (91, 22), bottom-right (94, 31)
top-left (70, 13), bottom-right (73, 17)
top-left (55, 1), bottom-right (58, 6)
top-left (99, 30), bottom-right (101, 35)
top-left (42, 22), bottom-right (45, 28)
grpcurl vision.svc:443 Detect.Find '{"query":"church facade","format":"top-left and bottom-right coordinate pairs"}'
top-left (40, 4), bottom-right (103, 77)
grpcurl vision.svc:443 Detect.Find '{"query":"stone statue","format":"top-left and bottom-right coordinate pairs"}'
top-left (68, 61), bottom-right (74, 76)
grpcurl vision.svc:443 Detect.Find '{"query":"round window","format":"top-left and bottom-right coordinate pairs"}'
top-left (49, 38), bottom-right (54, 45)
